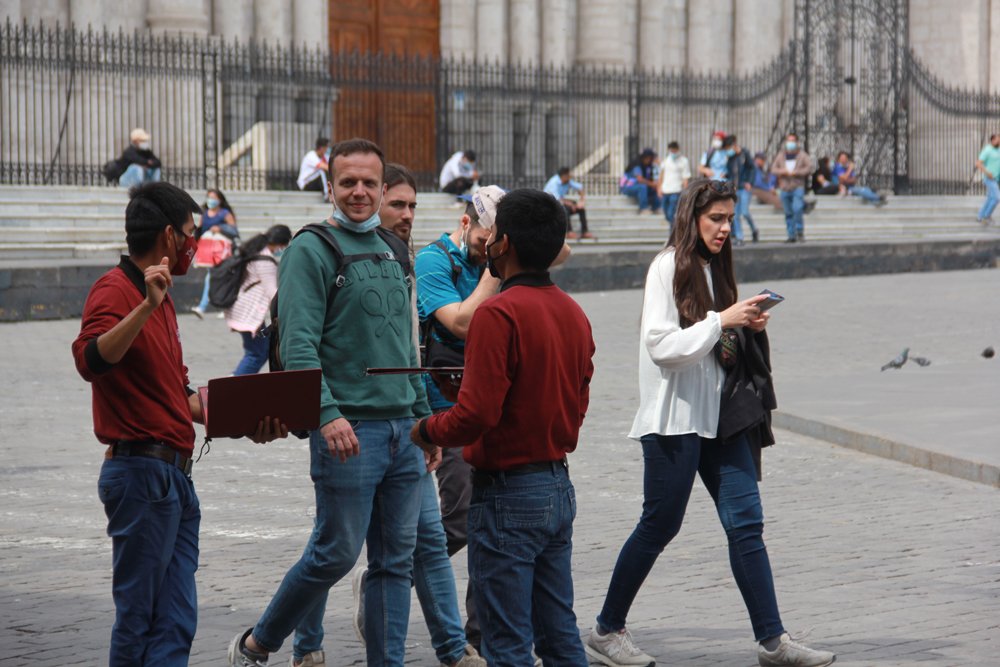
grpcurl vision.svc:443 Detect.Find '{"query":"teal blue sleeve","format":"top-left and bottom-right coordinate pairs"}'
top-left (415, 245), bottom-right (462, 321)
top-left (979, 146), bottom-right (991, 163)
top-left (277, 239), bottom-right (342, 426)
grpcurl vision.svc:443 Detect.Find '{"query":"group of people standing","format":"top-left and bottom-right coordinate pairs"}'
top-left (74, 136), bottom-right (837, 667)
top-left (621, 131), bottom-right (897, 245)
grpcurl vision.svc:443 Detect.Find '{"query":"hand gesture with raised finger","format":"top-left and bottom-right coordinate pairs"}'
top-left (144, 257), bottom-right (172, 309)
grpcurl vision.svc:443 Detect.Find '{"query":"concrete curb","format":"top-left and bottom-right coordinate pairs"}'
top-left (773, 411), bottom-right (1000, 489)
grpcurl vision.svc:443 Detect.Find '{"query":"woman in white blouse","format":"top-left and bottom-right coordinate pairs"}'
top-left (584, 180), bottom-right (835, 667)
top-left (225, 225), bottom-right (291, 376)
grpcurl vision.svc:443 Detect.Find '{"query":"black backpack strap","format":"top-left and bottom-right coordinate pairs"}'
top-left (375, 226), bottom-right (412, 278)
top-left (431, 239), bottom-right (461, 286)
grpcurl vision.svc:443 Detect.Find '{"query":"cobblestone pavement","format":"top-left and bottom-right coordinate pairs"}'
top-left (1, 271), bottom-right (998, 666)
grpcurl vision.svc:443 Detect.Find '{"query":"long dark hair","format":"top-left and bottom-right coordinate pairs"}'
top-left (205, 188), bottom-right (236, 221)
top-left (666, 179), bottom-right (738, 327)
top-left (240, 224), bottom-right (292, 258)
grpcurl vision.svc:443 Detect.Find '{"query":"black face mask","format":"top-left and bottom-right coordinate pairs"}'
top-left (696, 236), bottom-right (715, 262)
top-left (485, 236), bottom-right (506, 279)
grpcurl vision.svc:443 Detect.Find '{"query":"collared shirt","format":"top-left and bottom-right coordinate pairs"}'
top-left (415, 233), bottom-right (483, 410)
top-left (425, 272), bottom-right (596, 471)
top-left (660, 154), bottom-right (692, 194)
top-left (543, 174), bottom-right (584, 200)
top-left (297, 150), bottom-right (326, 189)
top-left (629, 249), bottom-right (724, 440)
top-left (72, 256), bottom-right (196, 455)
top-left (979, 144), bottom-right (1000, 180)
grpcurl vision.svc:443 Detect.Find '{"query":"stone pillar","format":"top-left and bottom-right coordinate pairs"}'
top-left (541, 0), bottom-right (571, 68)
top-left (101, 0), bottom-right (146, 33)
top-left (476, 0), bottom-right (508, 64)
top-left (575, 0), bottom-right (626, 67)
top-left (991, 0), bottom-right (1000, 91)
top-left (0, 0), bottom-right (20, 23)
top-left (662, 0), bottom-right (687, 70)
top-left (638, 0), bottom-right (668, 72)
top-left (509, 0), bottom-right (539, 65)
top-left (21, 0), bottom-right (69, 27)
top-left (254, 0), bottom-right (292, 44)
top-left (213, 0), bottom-right (254, 43)
top-left (441, 0), bottom-right (476, 60)
top-left (734, 0), bottom-right (783, 72)
top-left (147, 0), bottom-right (210, 35)
top-left (687, 0), bottom-right (732, 74)
top-left (69, 0), bottom-right (103, 29)
top-left (910, 0), bottom-right (985, 88)
top-left (293, 0), bottom-right (327, 48)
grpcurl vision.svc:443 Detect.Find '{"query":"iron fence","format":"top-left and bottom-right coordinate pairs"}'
top-left (2, 20), bottom-right (998, 195)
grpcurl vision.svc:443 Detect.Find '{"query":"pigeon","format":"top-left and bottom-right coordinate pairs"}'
top-left (881, 347), bottom-right (909, 371)
top-left (984, 346), bottom-right (996, 359)
top-left (911, 356), bottom-right (931, 367)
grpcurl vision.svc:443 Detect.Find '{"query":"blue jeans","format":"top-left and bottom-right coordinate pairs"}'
top-left (662, 192), bottom-right (681, 227)
top-left (734, 188), bottom-right (758, 241)
top-left (413, 471), bottom-right (468, 664)
top-left (98, 454), bottom-right (200, 666)
top-left (849, 185), bottom-right (881, 204)
top-left (596, 433), bottom-right (784, 642)
top-left (779, 187), bottom-right (805, 239)
top-left (120, 164), bottom-right (162, 188)
top-left (234, 331), bottom-right (269, 376)
top-left (979, 178), bottom-right (1000, 220)
top-left (469, 463), bottom-right (587, 667)
top-left (197, 273), bottom-right (211, 311)
top-left (621, 183), bottom-right (661, 212)
top-left (255, 419), bottom-right (422, 665)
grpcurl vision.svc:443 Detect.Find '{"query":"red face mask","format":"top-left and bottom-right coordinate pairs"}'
top-left (171, 230), bottom-right (198, 276)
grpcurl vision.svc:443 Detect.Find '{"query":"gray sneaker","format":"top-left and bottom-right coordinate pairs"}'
top-left (290, 650), bottom-right (325, 666)
top-left (442, 644), bottom-right (487, 667)
top-left (351, 566), bottom-right (367, 646)
top-left (758, 633), bottom-right (835, 667)
top-left (584, 624), bottom-right (655, 666)
top-left (228, 628), bottom-right (268, 667)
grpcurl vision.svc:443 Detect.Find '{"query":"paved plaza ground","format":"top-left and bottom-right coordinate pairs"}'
top-left (1, 269), bottom-right (998, 665)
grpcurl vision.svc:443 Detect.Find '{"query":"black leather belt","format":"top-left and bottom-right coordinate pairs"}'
top-left (472, 459), bottom-right (568, 488)
top-left (110, 441), bottom-right (193, 477)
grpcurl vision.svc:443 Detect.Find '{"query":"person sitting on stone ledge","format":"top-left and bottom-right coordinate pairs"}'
top-left (115, 128), bottom-right (162, 189)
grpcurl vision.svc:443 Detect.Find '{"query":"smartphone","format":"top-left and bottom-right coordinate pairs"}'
top-left (756, 288), bottom-right (785, 312)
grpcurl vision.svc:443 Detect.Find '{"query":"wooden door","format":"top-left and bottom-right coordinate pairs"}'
top-left (329, 0), bottom-right (440, 185)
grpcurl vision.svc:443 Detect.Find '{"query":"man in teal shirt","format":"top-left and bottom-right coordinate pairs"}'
top-left (976, 134), bottom-right (1000, 225)
top-left (228, 138), bottom-right (431, 667)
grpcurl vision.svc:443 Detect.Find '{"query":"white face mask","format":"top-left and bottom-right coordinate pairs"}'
top-left (711, 139), bottom-right (723, 149)
top-left (138, 141), bottom-right (151, 150)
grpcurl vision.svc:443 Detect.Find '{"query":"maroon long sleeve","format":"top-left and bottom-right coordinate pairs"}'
top-left (424, 274), bottom-right (595, 471)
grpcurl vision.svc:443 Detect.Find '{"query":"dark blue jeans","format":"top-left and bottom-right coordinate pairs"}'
top-left (234, 330), bottom-right (269, 376)
top-left (468, 464), bottom-right (588, 667)
top-left (98, 454), bottom-right (201, 666)
top-left (596, 433), bottom-right (784, 642)
top-left (663, 192), bottom-right (681, 227)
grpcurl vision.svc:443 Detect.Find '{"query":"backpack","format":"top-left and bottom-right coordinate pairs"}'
top-left (419, 240), bottom-right (466, 371)
top-left (208, 252), bottom-right (276, 309)
top-left (101, 159), bottom-right (125, 183)
top-left (266, 223), bottom-right (411, 374)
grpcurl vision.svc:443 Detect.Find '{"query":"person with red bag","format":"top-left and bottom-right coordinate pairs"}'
top-left (192, 188), bottom-right (239, 318)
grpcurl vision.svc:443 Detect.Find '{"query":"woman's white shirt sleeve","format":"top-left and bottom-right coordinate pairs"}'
top-left (628, 249), bottom-right (724, 441)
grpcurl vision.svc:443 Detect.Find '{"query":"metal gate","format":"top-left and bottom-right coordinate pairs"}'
top-left (792, 0), bottom-right (909, 192)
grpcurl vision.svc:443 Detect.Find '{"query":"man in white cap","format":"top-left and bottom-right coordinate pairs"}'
top-left (411, 185), bottom-right (505, 653)
top-left (116, 128), bottom-right (162, 189)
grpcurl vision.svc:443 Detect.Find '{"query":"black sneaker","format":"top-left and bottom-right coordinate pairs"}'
top-left (752, 229), bottom-right (760, 243)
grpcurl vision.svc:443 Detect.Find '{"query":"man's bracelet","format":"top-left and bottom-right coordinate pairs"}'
top-left (417, 418), bottom-right (434, 445)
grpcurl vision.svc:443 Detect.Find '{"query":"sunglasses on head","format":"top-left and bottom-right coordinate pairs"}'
top-left (703, 180), bottom-right (736, 195)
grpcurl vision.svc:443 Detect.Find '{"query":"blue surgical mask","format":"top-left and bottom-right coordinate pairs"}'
top-left (206, 197), bottom-right (219, 210)
top-left (273, 247), bottom-right (285, 259)
top-left (786, 141), bottom-right (798, 151)
top-left (332, 193), bottom-right (384, 234)
top-left (726, 149), bottom-right (736, 157)
top-left (668, 152), bottom-right (678, 160)
top-left (459, 228), bottom-right (471, 263)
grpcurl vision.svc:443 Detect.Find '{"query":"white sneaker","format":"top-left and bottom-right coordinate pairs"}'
top-left (290, 650), bottom-right (325, 666)
top-left (190, 306), bottom-right (205, 319)
top-left (227, 628), bottom-right (268, 666)
top-left (758, 633), bottom-right (835, 667)
top-left (351, 566), bottom-right (367, 646)
top-left (584, 624), bottom-right (655, 666)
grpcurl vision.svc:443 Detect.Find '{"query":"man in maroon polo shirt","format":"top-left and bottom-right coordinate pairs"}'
top-left (410, 188), bottom-right (595, 667)
top-left (72, 182), bottom-right (283, 666)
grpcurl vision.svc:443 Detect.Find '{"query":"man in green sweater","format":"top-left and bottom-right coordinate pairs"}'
top-left (228, 138), bottom-right (432, 667)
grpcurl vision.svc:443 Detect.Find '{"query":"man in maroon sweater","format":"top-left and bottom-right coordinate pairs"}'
top-left (72, 182), bottom-right (283, 666)
top-left (411, 188), bottom-right (595, 667)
